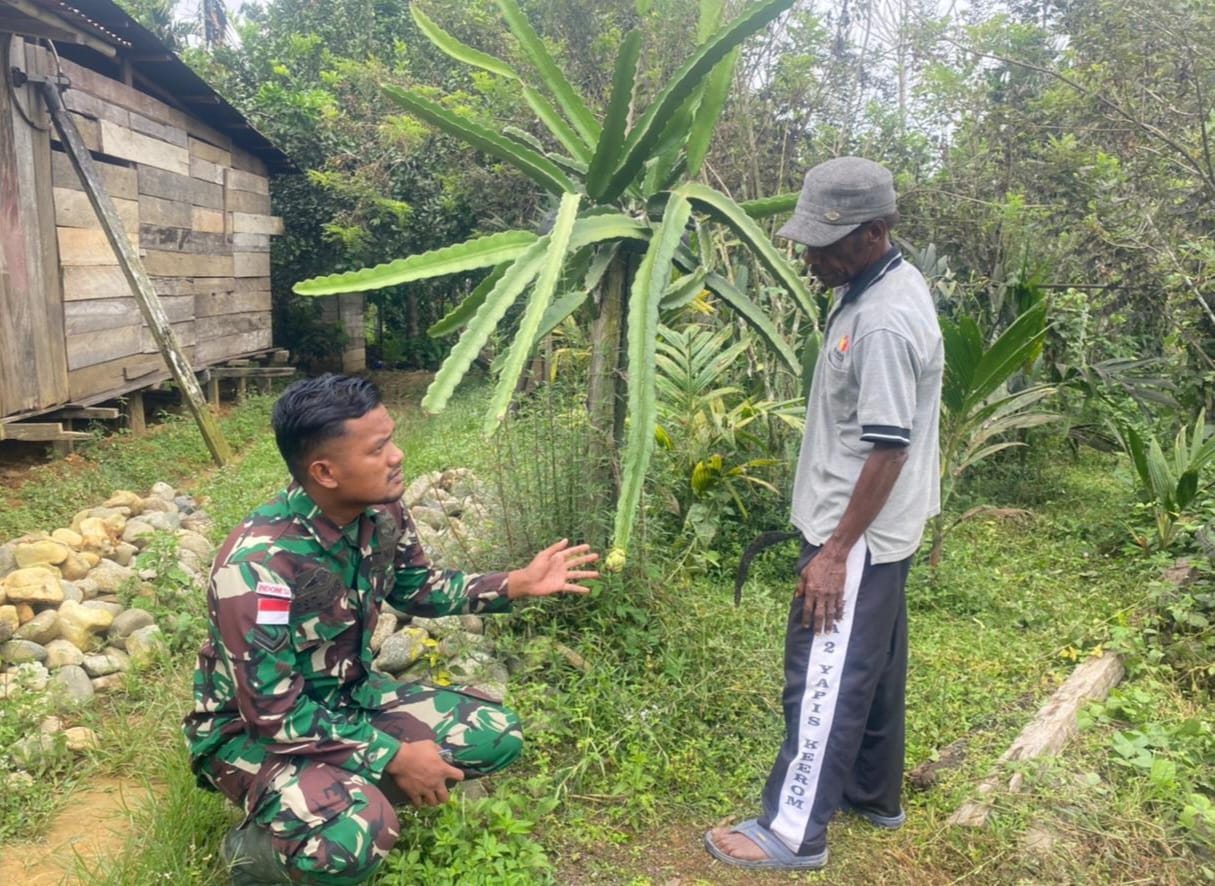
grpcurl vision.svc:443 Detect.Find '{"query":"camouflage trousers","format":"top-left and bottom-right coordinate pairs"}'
top-left (199, 682), bottom-right (523, 885)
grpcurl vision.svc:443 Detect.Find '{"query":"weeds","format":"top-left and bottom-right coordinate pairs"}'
top-left (5, 376), bottom-right (1211, 884)
top-left (374, 795), bottom-right (558, 885)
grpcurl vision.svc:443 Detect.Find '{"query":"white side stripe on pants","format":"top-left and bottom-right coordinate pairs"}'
top-left (770, 537), bottom-right (868, 852)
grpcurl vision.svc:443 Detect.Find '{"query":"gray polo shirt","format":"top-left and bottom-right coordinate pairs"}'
top-left (791, 250), bottom-right (943, 564)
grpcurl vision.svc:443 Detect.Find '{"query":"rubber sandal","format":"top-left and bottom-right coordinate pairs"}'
top-left (841, 801), bottom-right (906, 829)
top-left (703, 818), bottom-right (828, 870)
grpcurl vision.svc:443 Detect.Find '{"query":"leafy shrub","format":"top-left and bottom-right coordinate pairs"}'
top-left (1118, 410), bottom-right (1215, 552)
top-left (375, 795), bottom-right (557, 885)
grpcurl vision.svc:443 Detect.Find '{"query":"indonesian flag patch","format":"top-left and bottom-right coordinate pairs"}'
top-left (256, 596), bottom-right (291, 625)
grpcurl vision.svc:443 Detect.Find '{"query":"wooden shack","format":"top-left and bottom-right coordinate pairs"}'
top-left (0, 0), bottom-right (301, 438)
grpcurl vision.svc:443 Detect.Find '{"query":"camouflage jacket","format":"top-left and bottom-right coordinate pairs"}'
top-left (182, 483), bottom-right (511, 780)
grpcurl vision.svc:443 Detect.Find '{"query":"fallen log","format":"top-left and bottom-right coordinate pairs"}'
top-left (949, 651), bottom-right (1125, 827)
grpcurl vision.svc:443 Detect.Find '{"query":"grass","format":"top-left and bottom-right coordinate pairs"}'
top-left (3, 376), bottom-right (1211, 884)
top-left (0, 396), bottom-right (278, 541)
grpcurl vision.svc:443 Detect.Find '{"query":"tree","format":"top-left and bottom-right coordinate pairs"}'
top-left (295, 0), bottom-right (812, 565)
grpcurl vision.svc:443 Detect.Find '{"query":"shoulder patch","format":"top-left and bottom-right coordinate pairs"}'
top-left (255, 581), bottom-right (293, 600)
top-left (251, 625), bottom-right (289, 653)
top-left (293, 567), bottom-right (347, 615)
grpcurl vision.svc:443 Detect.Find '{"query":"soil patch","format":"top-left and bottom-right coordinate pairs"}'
top-left (0, 777), bottom-right (156, 885)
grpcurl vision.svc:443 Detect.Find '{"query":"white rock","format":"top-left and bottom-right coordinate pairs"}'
top-left (373, 627), bottom-right (429, 674)
top-left (447, 649), bottom-right (510, 687)
top-left (58, 599), bottom-right (115, 650)
top-left (91, 673), bottom-right (125, 693)
top-left (14, 609), bottom-right (59, 646)
top-left (175, 530), bottom-right (215, 561)
top-left (59, 581), bottom-right (83, 604)
top-left (181, 514), bottom-right (213, 534)
top-left (369, 612), bottom-right (399, 654)
top-left (49, 664), bottom-right (94, 707)
top-left (177, 549), bottom-right (204, 575)
top-left (12, 733), bottom-right (61, 769)
top-left (1, 640), bottom-right (49, 665)
top-left (74, 578), bottom-right (100, 599)
top-left (3, 566), bottom-right (65, 605)
top-left (45, 638), bottom-right (85, 669)
top-left (17, 661), bottom-right (50, 691)
top-left (64, 726), bottom-right (100, 752)
top-left (121, 521), bottom-right (156, 548)
top-left (82, 599), bottom-right (123, 618)
top-left (82, 648), bottom-right (130, 677)
top-left (410, 506), bottom-right (447, 531)
top-left (5, 771), bottom-right (34, 790)
top-left (126, 625), bottom-right (167, 666)
top-left (438, 632), bottom-right (489, 657)
top-left (109, 608), bottom-right (155, 642)
top-left (39, 715), bottom-right (64, 734)
top-left (142, 510), bottom-right (181, 533)
top-left (0, 543), bottom-right (16, 579)
top-left (110, 543), bottom-right (139, 567)
top-left (410, 616), bottom-right (464, 638)
top-left (104, 490), bottom-right (145, 515)
top-left (403, 473), bottom-right (442, 508)
top-left (87, 559), bottom-right (134, 594)
top-left (150, 481), bottom-right (177, 501)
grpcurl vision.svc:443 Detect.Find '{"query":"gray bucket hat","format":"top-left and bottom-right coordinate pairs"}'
top-left (776, 156), bottom-right (897, 248)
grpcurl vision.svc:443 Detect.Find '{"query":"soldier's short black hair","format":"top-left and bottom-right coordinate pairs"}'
top-left (272, 374), bottom-right (382, 483)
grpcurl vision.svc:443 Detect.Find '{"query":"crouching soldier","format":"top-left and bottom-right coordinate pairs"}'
top-left (183, 374), bottom-right (599, 885)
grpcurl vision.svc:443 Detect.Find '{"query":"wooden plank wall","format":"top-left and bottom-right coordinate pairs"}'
top-left (22, 46), bottom-right (284, 407)
top-left (0, 36), bottom-right (69, 418)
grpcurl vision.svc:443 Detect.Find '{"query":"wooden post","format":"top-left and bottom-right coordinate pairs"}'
top-left (39, 83), bottom-right (230, 466)
top-left (126, 390), bottom-right (146, 436)
top-left (206, 375), bottom-right (220, 405)
top-left (52, 418), bottom-right (74, 459)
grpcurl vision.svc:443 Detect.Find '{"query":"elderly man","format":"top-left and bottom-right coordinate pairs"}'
top-left (184, 374), bottom-right (598, 885)
top-left (705, 157), bottom-right (943, 870)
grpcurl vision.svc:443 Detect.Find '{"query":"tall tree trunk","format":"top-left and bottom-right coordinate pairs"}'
top-left (406, 289), bottom-right (420, 339)
top-left (586, 252), bottom-right (632, 546)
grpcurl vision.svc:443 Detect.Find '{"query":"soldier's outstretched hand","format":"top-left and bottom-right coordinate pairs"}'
top-left (507, 539), bottom-right (600, 599)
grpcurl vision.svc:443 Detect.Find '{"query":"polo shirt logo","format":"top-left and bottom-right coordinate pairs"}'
top-left (826, 332), bottom-right (851, 370)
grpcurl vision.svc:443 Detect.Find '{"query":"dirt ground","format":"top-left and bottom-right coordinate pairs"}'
top-left (0, 778), bottom-right (154, 885)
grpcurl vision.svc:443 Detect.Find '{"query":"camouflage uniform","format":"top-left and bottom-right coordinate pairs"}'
top-left (183, 483), bottom-right (522, 885)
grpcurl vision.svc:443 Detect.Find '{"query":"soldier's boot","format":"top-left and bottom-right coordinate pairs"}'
top-left (222, 824), bottom-right (294, 885)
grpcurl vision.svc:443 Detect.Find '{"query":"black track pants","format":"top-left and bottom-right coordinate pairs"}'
top-left (757, 537), bottom-right (911, 855)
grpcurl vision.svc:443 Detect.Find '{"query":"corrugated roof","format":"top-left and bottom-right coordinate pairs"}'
top-left (8, 0), bottom-right (294, 173)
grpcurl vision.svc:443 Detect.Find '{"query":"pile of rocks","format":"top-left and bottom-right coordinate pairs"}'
top-left (402, 468), bottom-right (497, 570)
top-left (371, 611), bottom-right (511, 701)
top-left (377, 468), bottom-right (514, 699)
top-left (0, 469), bottom-right (522, 777)
top-left (0, 482), bottom-right (214, 709)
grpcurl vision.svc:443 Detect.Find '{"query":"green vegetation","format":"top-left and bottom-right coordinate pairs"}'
top-left (292, 0), bottom-right (812, 559)
top-left (0, 382), bottom-right (1199, 884)
top-left (0, 398), bottom-right (275, 541)
top-left (9, 0), bottom-right (1214, 881)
